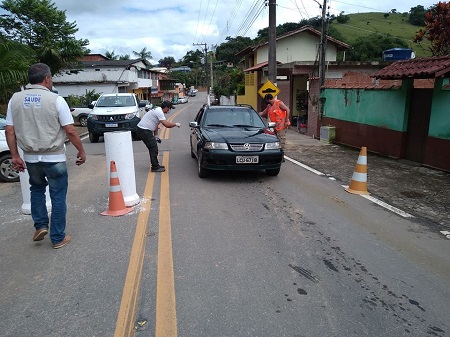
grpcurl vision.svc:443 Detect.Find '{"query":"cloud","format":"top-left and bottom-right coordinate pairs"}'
top-left (50, 0), bottom-right (436, 62)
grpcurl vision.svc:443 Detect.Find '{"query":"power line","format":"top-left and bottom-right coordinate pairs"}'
top-left (200, 0), bottom-right (219, 42)
top-left (193, 0), bottom-right (204, 43)
top-left (219, 0), bottom-right (244, 37)
top-left (235, 0), bottom-right (266, 37)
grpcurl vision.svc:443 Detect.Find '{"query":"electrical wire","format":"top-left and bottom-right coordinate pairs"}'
top-left (235, 0), bottom-right (266, 37)
top-left (193, 0), bottom-right (204, 43)
top-left (200, 0), bottom-right (219, 42)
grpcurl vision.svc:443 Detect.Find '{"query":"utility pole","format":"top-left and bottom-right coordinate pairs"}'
top-left (319, 0), bottom-right (328, 87)
top-left (193, 43), bottom-right (209, 93)
top-left (268, 0), bottom-right (277, 85)
top-left (210, 52), bottom-right (214, 90)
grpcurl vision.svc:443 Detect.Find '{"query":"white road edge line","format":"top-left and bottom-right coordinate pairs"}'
top-left (284, 155), bottom-right (325, 176)
top-left (342, 185), bottom-right (414, 218)
top-left (284, 155), bottom-right (414, 218)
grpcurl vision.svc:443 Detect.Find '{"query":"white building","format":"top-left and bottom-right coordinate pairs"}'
top-left (53, 59), bottom-right (160, 100)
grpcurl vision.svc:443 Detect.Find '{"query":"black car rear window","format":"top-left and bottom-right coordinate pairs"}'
top-left (203, 108), bottom-right (265, 128)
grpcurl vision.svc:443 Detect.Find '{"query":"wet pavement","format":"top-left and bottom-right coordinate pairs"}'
top-left (284, 128), bottom-right (450, 232)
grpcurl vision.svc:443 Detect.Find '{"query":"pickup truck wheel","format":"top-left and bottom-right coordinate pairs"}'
top-left (0, 154), bottom-right (20, 182)
top-left (89, 132), bottom-right (99, 143)
top-left (79, 116), bottom-right (88, 127)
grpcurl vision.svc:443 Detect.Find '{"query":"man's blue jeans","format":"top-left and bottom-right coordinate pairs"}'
top-left (26, 162), bottom-right (68, 244)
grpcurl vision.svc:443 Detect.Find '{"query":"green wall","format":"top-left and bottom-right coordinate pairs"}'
top-left (322, 85), bottom-right (410, 132)
top-left (429, 79), bottom-right (450, 139)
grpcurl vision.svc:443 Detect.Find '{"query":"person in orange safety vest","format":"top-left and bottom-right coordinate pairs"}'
top-left (259, 93), bottom-right (291, 150)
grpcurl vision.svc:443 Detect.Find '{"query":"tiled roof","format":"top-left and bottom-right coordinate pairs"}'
top-left (243, 61), bottom-right (281, 72)
top-left (244, 61), bottom-right (269, 72)
top-left (235, 25), bottom-right (352, 57)
top-left (374, 55), bottom-right (450, 79)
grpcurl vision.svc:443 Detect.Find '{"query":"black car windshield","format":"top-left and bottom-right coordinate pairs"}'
top-left (96, 96), bottom-right (135, 107)
top-left (203, 108), bottom-right (265, 128)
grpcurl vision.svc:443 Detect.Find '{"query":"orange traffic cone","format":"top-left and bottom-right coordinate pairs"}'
top-left (101, 161), bottom-right (134, 216)
top-left (345, 146), bottom-right (369, 195)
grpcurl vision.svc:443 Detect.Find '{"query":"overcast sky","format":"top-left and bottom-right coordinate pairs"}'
top-left (48, 0), bottom-right (437, 63)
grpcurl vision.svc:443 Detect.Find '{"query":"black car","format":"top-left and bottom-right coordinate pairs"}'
top-left (189, 104), bottom-right (283, 178)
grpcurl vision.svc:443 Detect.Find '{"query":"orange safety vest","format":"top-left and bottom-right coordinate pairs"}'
top-left (268, 99), bottom-right (289, 132)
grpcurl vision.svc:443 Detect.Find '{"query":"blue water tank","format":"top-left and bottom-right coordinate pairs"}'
top-left (382, 48), bottom-right (415, 61)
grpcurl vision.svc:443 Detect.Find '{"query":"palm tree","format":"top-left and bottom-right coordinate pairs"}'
top-left (132, 47), bottom-right (152, 61)
top-left (0, 41), bottom-right (34, 103)
top-left (105, 50), bottom-right (119, 60)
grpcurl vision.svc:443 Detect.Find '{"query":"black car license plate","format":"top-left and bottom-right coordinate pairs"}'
top-left (236, 156), bottom-right (259, 164)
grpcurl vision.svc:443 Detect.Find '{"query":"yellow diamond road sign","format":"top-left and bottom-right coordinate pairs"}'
top-left (258, 80), bottom-right (280, 98)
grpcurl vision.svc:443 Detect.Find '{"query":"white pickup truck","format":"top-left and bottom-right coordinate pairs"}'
top-left (70, 105), bottom-right (93, 127)
top-left (86, 93), bottom-right (146, 143)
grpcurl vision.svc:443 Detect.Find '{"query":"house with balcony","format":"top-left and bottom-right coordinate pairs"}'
top-left (237, 26), bottom-right (387, 138)
top-left (236, 27), bottom-right (450, 171)
top-left (236, 25), bottom-right (351, 108)
top-left (53, 56), bottom-right (160, 102)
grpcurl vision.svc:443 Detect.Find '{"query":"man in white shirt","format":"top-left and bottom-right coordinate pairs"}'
top-left (5, 63), bottom-right (86, 249)
top-left (136, 100), bottom-right (181, 172)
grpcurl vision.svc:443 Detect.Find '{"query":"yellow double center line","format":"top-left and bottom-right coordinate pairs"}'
top-left (155, 154), bottom-right (177, 336)
top-left (114, 156), bottom-right (178, 335)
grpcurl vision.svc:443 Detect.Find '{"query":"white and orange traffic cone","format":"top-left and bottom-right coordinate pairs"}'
top-left (345, 146), bottom-right (369, 195)
top-left (101, 161), bottom-right (134, 216)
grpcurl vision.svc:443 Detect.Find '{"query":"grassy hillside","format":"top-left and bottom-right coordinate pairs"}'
top-left (331, 12), bottom-right (432, 58)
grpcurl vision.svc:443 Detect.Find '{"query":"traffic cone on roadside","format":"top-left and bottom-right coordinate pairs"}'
top-left (101, 161), bottom-right (134, 216)
top-left (345, 146), bottom-right (369, 195)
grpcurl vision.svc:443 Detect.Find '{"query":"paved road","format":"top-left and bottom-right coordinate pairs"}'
top-left (0, 96), bottom-right (448, 337)
top-left (283, 128), bottom-right (450, 233)
top-left (75, 115), bottom-right (450, 232)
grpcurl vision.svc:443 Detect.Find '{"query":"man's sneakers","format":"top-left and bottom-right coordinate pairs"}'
top-left (155, 136), bottom-right (162, 143)
top-left (53, 235), bottom-right (71, 249)
top-left (32, 228), bottom-right (48, 241)
top-left (151, 165), bottom-right (166, 172)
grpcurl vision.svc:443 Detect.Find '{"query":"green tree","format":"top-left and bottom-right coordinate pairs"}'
top-left (0, 0), bottom-right (89, 74)
top-left (346, 33), bottom-right (408, 61)
top-left (180, 49), bottom-right (204, 67)
top-left (215, 36), bottom-right (253, 65)
top-left (132, 47), bottom-right (152, 61)
top-left (0, 39), bottom-right (34, 103)
top-left (118, 54), bottom-right (130, 60)
top-left (336, 12), bottom-right (350, 24)
top-left (212, 66), bottom-right (244, 99)
top-left (105, 50), bottom-right (119, 60)
top-left (65, 89), bottom-right (101, 108)
top-left (409, 5), bottom-right (427, 26)
top-left (414, 2), bottom-right (450, 56)
top-left (255, 17), bottom-right (344, 45)
top-left (158, 56), bottom-right (176, 68)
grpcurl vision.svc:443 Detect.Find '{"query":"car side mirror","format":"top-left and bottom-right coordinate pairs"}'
top-left (189, 122), bottom-right (198, 128)
top-left (88, 103), bottom-right (94, 109)
top-left (138, 102), bottom-right (146, 108)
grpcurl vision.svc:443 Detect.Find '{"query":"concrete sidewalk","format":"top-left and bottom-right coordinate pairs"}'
top-left (284, 128), bottom-right (450, 230)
